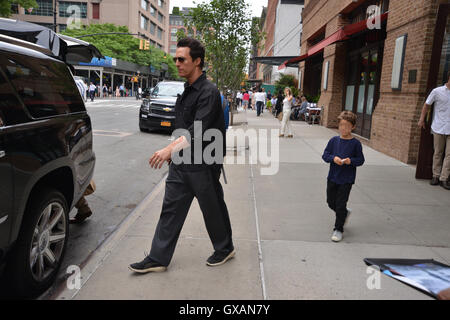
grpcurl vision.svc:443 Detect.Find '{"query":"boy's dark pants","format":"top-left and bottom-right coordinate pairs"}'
top-left (326, 180), bottom-right (352, 232)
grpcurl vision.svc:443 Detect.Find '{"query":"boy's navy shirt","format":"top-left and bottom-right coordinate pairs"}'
top-left (322, 136), bottom-right (365, 184)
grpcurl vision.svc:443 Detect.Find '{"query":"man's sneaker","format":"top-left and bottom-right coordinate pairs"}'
top-left (129, 256), bottom-right (167, 273)
top-left (206, 249), bottom-right (235, 266)
top-left (430, 177), bottom-right (440, 186)
top-left (331, 230), bottom-right (343, 242)
top-left (344, 208), bottom-right (352, 227)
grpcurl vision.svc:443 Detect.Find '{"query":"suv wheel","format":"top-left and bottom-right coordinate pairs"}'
top-left (7, 188), bottom-right (69, 298)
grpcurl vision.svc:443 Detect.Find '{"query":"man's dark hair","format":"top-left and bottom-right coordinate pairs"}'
top-left (259, 87), bottom-right (262, 92)
top-left (177, 37), bottom-right (205, 69)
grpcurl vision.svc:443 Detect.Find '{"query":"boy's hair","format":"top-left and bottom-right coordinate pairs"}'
top-left (177, 37), bottom-right (205, 69)
top-left (338, 111), bottom-right (357, 126)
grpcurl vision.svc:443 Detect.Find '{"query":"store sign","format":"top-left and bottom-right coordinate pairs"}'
top-left (79, 56), bottom-right (116, 67)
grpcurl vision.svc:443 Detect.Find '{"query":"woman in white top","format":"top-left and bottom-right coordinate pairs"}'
top-left (280, 87), bottom-right (294, 138)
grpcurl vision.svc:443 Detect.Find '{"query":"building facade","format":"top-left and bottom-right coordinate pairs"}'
top-left (298, 0), bottom-right (449, 176)
top-left (169, 7), bottom-right (195, 56)
top-left (12, 0), bottom-right (170, 52)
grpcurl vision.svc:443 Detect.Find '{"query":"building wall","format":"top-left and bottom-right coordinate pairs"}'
top-left (12, 0), bottom-right (170, 52)
top-left (300, 0), bottom-right (444, 165)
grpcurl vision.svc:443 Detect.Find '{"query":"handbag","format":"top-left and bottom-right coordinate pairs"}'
top-left (277, 112), bottom-right (283, 121)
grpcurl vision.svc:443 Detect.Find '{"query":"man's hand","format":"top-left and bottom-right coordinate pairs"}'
top-left (342, 158), bottom-right (351, 165)
top-left (334, 156), bottom-right (343, 166)
top-left (418, 118), bottom-right (426, 130)
top-left (437, 287), bottom-right (450, 300)
top-left (149, 147), bottom-right (172, 169)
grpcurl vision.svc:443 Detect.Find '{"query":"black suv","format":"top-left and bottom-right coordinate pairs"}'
top-left (139, 81), bottom-right (185, 132)
top-left (0, 35), bottom-right (96, 297)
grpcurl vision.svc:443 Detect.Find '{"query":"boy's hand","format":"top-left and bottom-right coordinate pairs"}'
top-left (333, 156), bottom-right (343, 166)
top-left (342, 158), bottom-right (351, 165)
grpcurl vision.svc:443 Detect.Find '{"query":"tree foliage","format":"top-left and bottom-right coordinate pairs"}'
top-left (275, 74), bottom-right (299, 98)
top-left (177, 0), bottom-right (262, 92)
top-left (172, 6), bottom-right (180, 15)
top-left (61, 23), bottom-right (179, 78)
top-left (0, 0), bottom-right (37, 17)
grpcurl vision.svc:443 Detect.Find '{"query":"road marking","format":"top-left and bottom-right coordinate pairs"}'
top-left (93, 130), bottom-right (133, 138)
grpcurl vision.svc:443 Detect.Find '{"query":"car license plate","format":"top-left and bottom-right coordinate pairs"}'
top-left (161, 121), bottom-right (171, 127)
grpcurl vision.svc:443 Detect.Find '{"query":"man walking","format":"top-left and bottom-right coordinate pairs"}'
top-left (418, 74), bottom-right (450, 190)
top-left (255, 88), bottom-right (265, 117)
top-left (89, 82), bottom-right (96, 102)
top-left (129, 38), bottom-right (235, 273)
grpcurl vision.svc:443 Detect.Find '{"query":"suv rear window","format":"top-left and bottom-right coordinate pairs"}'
top-left (2, 51), bottom-right (85, 118)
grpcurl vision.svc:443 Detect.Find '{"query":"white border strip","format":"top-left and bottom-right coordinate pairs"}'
top-left (250, 154), bottom-right (268, 300)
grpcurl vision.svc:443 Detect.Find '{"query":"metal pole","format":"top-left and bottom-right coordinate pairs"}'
top-left (53, 0), bottom-right (57, 32)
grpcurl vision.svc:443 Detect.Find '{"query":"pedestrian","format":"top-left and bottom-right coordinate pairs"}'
top-left (418, 73), bottom-right (450, 190)
top-left (138, 86), bottom-right (143, 100)
top-left (279, 87), bottom-right (293, 138)
top-left (115, 86), bottom-right (120, 98)
top-left (322, 111), bottom-right (365, 242)
top-left (89, 82), bottom-right (96, 102)
top-left (267, 90), bottom-right (272, 101)
top-left (299, 95), bottom-right (309, 120)
top-left (242, 91), bottom-right (249, 110)
top-left (236, 91), bottom-right (242, 108)
top-left (119, 84), bottom-right (124, 97)
top-left (108, 86), bottom-right (113, 97)
top-left (102, 84), bottom-right (108, 98)
top-left (248, 89), bottom-right (253, 110)
top-left (70, 180), bottom-right (96, 224)
top-left (255, 87), bottom-right (265, 117)
top-left (129, 37), bottom-right (235, 274)
top-left (275, 89), bottom-right (283, 119)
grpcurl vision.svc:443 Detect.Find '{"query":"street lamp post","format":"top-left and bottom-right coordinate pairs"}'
top-left (53, 0), bottom-right (57, 32)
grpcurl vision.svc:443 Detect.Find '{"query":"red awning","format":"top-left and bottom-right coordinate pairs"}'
top-left (278, 53), bottom-right (309, 70)
top-left (308, 12), bottom-right (388, 56)
top-left (281, 12), bottom-right (389, 68)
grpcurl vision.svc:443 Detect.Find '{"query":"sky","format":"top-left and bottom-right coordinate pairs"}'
top-left (169, 0), bottom-right (268, 18)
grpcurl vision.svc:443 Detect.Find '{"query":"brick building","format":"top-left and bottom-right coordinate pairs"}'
top-left (297, 0), bottom-right (449, 177)
top-left (169, 7), bottom-right (196, 57)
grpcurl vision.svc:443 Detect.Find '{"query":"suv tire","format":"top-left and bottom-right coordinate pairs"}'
top-left (7, 188), bottom-right (69, 298)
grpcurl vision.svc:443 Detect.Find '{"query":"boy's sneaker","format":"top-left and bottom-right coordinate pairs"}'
top-left (331, 230), bottom-right (343, 242)
top-left (206, 249), bottom-right (235, 266)
top-left (129, 256), bottom-right (167, 273)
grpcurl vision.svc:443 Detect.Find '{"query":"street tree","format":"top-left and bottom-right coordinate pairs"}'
top-left (178, 0), bottom-right (261, 94)
top-left (0, 0), bottom-right (37, 17)
top-left (61, 23), bottom-right (179, 78)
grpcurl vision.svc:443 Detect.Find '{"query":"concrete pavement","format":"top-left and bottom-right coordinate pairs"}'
top-left (55, 108), bottom-right (450, 300)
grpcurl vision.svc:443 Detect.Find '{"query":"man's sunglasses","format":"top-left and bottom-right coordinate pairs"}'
top-left (173, 57), bottom-right (187, 63)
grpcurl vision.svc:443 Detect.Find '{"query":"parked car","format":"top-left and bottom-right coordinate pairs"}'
top-left (139, 81), bottom-right (185, 132)
top-left (141, 87), bottom-right (154, 99)
top-left (0, 34), bottom-right (96, 298)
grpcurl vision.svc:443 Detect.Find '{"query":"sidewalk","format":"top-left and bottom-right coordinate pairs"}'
top-left (56, 109), bottom-right (450, 300)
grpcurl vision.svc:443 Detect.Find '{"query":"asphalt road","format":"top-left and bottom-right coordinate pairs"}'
top-left (1, 98), bottom-right (174, 299)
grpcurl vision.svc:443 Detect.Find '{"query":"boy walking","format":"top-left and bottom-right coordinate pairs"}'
top-left (322, 111), bottom-right (365, 242)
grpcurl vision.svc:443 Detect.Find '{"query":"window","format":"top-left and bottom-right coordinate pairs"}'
top-left (171, 35), bottom-right (177, 42)
top-left (150, 6), bottom-right (156, 17)
top-left (25, 0), bottom-right (53, 16)
top-left (92, 3), bottom-right (99, 19)
top-left (171, 28), bottom-right (177, 34)
top-left (59, 2), bottom-right (87, 19)
top-left (158, 12), bottom-right (163, 23)
top-left (150, 22), bottom-right (156, 35)
top-left (157, 44), bottom-right (162, 50)
top-left (141, 15), bottom-right (149, 30)
top-left (59, 24), bottom-right (67, 32)
top-left (158, 0), bottom-right (163, 8)
top-left (141, 0), bottom-right (148, 11)
top-left (157, 27), bottom-right (163, 40)
top-left (2, 52), bottom-right (84, 119)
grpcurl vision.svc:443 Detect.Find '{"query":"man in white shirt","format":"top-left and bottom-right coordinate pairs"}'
top-left (419, 74), bottom-right (450, 190)
top-left (255, 88), bottom-right (266, 117)
top-left (89, 82), bottom-right (96, 102)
